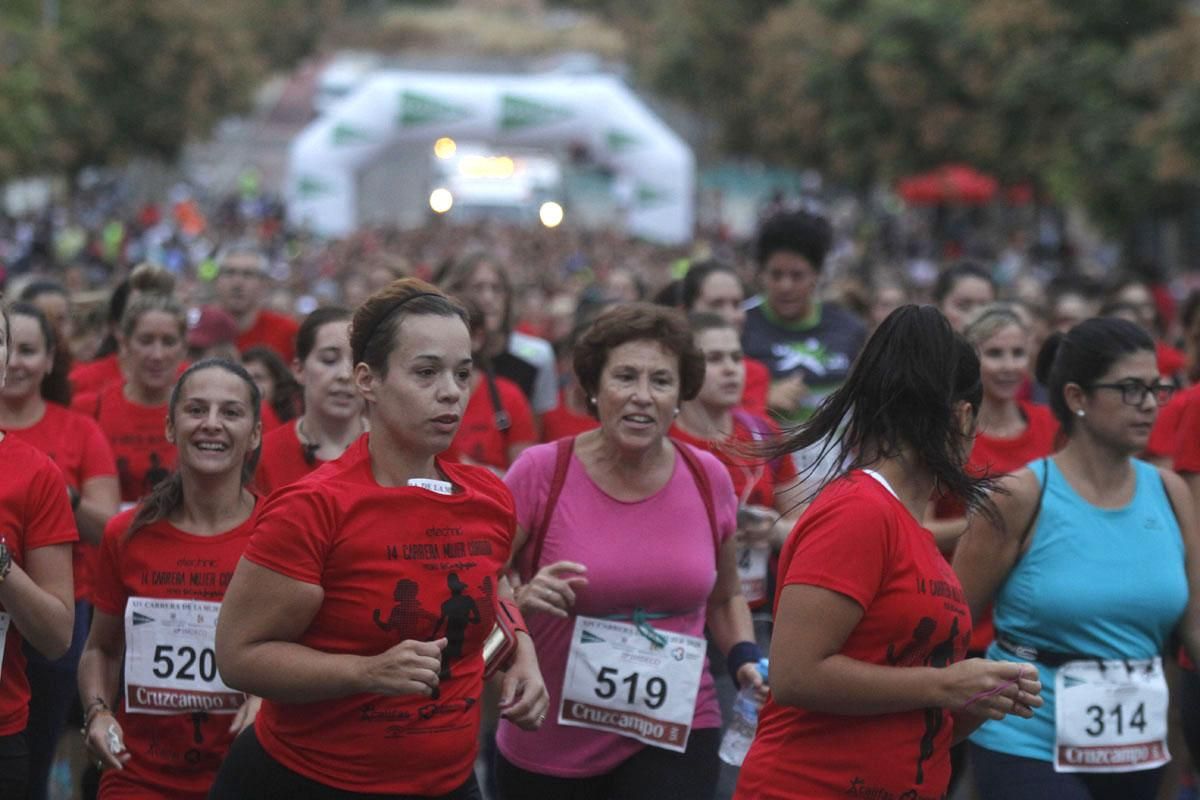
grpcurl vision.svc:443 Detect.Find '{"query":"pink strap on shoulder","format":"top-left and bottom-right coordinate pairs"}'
top-left (527, 437), bottom-right (574, 576)
top-left (671, 439), bottom-right (721, 557)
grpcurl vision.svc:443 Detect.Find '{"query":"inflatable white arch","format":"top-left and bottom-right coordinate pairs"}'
top-left (285, 70), bottom-right (695, 244)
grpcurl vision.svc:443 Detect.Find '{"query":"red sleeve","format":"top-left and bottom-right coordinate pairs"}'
top-left (1148, 391), bottom-right (1187, 460)
top-left (78, 416), bottom-right (118, 481)
top-left (741, 358), bottom-right (770, 417)
top-left (25, 458), bottom-right (78, 551)
top-left (1174, 397), bottom-right (1200, 474)
top-left (780, 481), bottom-right (891, 611)
top-left (242, 485), bottom-right (336, 585)
top-left (91, 513), bottom-right (133, 616)
top-left (500, 380), bottom-right (536, 448)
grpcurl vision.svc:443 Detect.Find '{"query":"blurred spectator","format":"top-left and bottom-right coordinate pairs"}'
top-left (741, 209), bottom-right (866, 421)
top-left (214, 242), bottom-right (299, 362)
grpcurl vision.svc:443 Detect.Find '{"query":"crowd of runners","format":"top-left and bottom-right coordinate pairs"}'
top-left (1, 190), bottom-right (1200, 800)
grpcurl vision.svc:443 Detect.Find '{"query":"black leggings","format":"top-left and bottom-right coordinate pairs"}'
top-left (970, 743), bottom-right (1163, 800)
top-left (494, 728), bottom-right (721, 800)
top-left (208, 726), bottom-right (482, 800)
top-left (0, 731), bottom-right (30, 800)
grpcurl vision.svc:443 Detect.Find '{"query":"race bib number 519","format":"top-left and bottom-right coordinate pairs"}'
top-left (124, 597), bottom-right (244, 715)
top-left (558, 616), bottom-right (706, 753)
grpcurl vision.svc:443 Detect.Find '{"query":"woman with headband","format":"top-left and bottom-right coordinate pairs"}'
top-left (211, 278), bottom-right (547, 799)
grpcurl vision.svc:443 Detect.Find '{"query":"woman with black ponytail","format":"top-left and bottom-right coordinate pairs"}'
top-left (735, 305), bottom-right (1042, 800)
top-left (955, 317), bottom-right (1200, 800)
top-left (77, 359), bottom-right (263, 799)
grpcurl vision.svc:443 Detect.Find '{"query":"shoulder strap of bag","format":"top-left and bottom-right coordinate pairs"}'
top-left (485, 368), bottom-right (512, 436)
top-left (672, 439), bottom-right (721, 558)
top-left (527, 436), bottom-right (574, 576)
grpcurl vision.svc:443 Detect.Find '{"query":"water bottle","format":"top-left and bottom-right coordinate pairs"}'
top-left (719, 657), bottom-right (769, 766)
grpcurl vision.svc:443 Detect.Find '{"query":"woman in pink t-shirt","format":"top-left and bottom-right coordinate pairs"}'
top-left (496, 303), bottom-right (763, 800)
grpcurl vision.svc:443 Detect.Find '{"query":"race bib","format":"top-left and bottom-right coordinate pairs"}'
top-left (1054, 656), bottom-right (1170, 773)
top-left (558, 616), bottom-right (706, 752)
top-left (736, 546), bottom-right (769, 605)
top-left (124, 597), bottom-right (244, 715)
top-left (0, 612), bottom-right (9, 681)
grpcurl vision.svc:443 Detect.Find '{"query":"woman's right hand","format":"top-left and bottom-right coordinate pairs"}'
top-left (516, 561), bottom-right (588, 618)
top-left (85, 712), bottom-right (131, 771)
top-left (359, 638), bottom-right (448, 696)
top-left (939, 658), bottom-right (1043, 719)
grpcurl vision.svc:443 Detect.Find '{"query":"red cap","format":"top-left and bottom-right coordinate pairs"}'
top-left (187, 306), bottom-right (238, 349)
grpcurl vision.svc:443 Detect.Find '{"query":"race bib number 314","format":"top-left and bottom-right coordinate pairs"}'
top-left (558, 616), bottom-right (706, 753)
top-left (124, 597), bottom-right (244, 715)
top-left (1054, 656), bottom-right (1170, 773)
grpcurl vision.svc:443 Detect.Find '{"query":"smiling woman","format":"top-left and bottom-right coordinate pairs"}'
top-left (0, 303), bottom-right (119, 799)
top-left (72, 292), bottom-right (188, 504)
top-left (211, 278), bottom-right (547, 799)
top-left (76, 359), bottom-right (263, 800)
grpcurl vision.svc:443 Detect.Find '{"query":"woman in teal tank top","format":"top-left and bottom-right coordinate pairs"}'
top-left (954, 317), bottom-right (1200, 800)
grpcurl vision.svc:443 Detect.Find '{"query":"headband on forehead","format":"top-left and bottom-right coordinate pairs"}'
top-left (360, 291), bottom-right (446, 354)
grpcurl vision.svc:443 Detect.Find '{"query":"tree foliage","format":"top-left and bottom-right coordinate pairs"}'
top-left (0, 0), bottom-right (338, 182)
top-left (742, 0), bottom-right (1200, 227)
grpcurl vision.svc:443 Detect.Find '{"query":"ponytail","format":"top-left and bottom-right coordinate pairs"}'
top-left (128, 473), bottom-right (184, 537)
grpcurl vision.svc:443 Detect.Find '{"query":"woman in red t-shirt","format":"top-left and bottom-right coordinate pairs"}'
top-left (241, 346), bottom-right (302, 426)
top-left (734, 305), bottom-right (1042, 800)
top-left (929, 305), bottom-right (1059, 652)
top-left (0, 302), bottom-right (79, 799)
top-left (211, 279), bottom-right (547, 799)
top-left (74, 289), bottom-right (188, 505)
top-left (254, 307), bottom-right (364, 497)
top-left (672, 313), bottom-right (801, 610)
top-left (78, 358), bottom-right (264, 799)
top-left (680, 260), bottom-right (771, 416)
top-left (0, 302), bottom-right (120, 798)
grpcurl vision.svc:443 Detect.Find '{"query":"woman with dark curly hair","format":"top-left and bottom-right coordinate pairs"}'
top-left (496, 302), bottom-right (762, 800)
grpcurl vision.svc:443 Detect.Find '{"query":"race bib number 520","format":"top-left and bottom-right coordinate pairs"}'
top-left (558, 616), bottom-right (706, 752)
top-left (124, 597), bottom-right (244, 715)
top-left (1054, 656), bottom-right (1170, 773)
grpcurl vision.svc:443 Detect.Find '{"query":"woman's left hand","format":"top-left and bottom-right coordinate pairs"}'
top-left (498, 633), bottom-right (550, 731)
top-left (736, 661), bottom-right (768, 702)
top-left (228, 695), bottom-right (262, 735)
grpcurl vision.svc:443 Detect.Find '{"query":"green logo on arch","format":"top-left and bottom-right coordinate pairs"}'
top-left (500, 94), bottom-right (573, 131)
top-left (397, 91), bottom-right (472, 128)
top-left (605, 129), bottom-right (641, 152)
top-left (331, 122), bottom-right (372, 146)
top-left (296, 174), bottom-right (333, 198)
top-left (635, 183), bottom-right (673, 208)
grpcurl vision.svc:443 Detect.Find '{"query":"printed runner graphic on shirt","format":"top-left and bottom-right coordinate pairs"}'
top-left (372, 572), bottom-right (487, 680)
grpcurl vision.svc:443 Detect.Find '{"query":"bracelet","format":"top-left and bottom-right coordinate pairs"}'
top-left (726, 641), bottom-right (763, 680)
top-left (82, 698), bottom-right (111, 731)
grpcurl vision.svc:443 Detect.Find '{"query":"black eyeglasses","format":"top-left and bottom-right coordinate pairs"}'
top-left (1089, 380), bottom-right (1176, 406)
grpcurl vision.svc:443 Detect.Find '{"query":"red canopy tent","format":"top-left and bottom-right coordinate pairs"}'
top-left (896, 164), bottom-right (998, 206)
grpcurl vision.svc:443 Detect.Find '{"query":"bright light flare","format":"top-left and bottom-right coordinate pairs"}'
top-left (429, 188), bottom-right (454, 214)
top-left (539, 201), bottom-right (564, 228)
top-left (434, 137), bottom-right (457, 160)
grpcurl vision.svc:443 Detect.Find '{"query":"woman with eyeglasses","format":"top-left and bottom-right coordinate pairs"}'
top-left (954, 317), bottom-right (1199, 800)
top-left (254, 307), bottom-right (363, 497)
